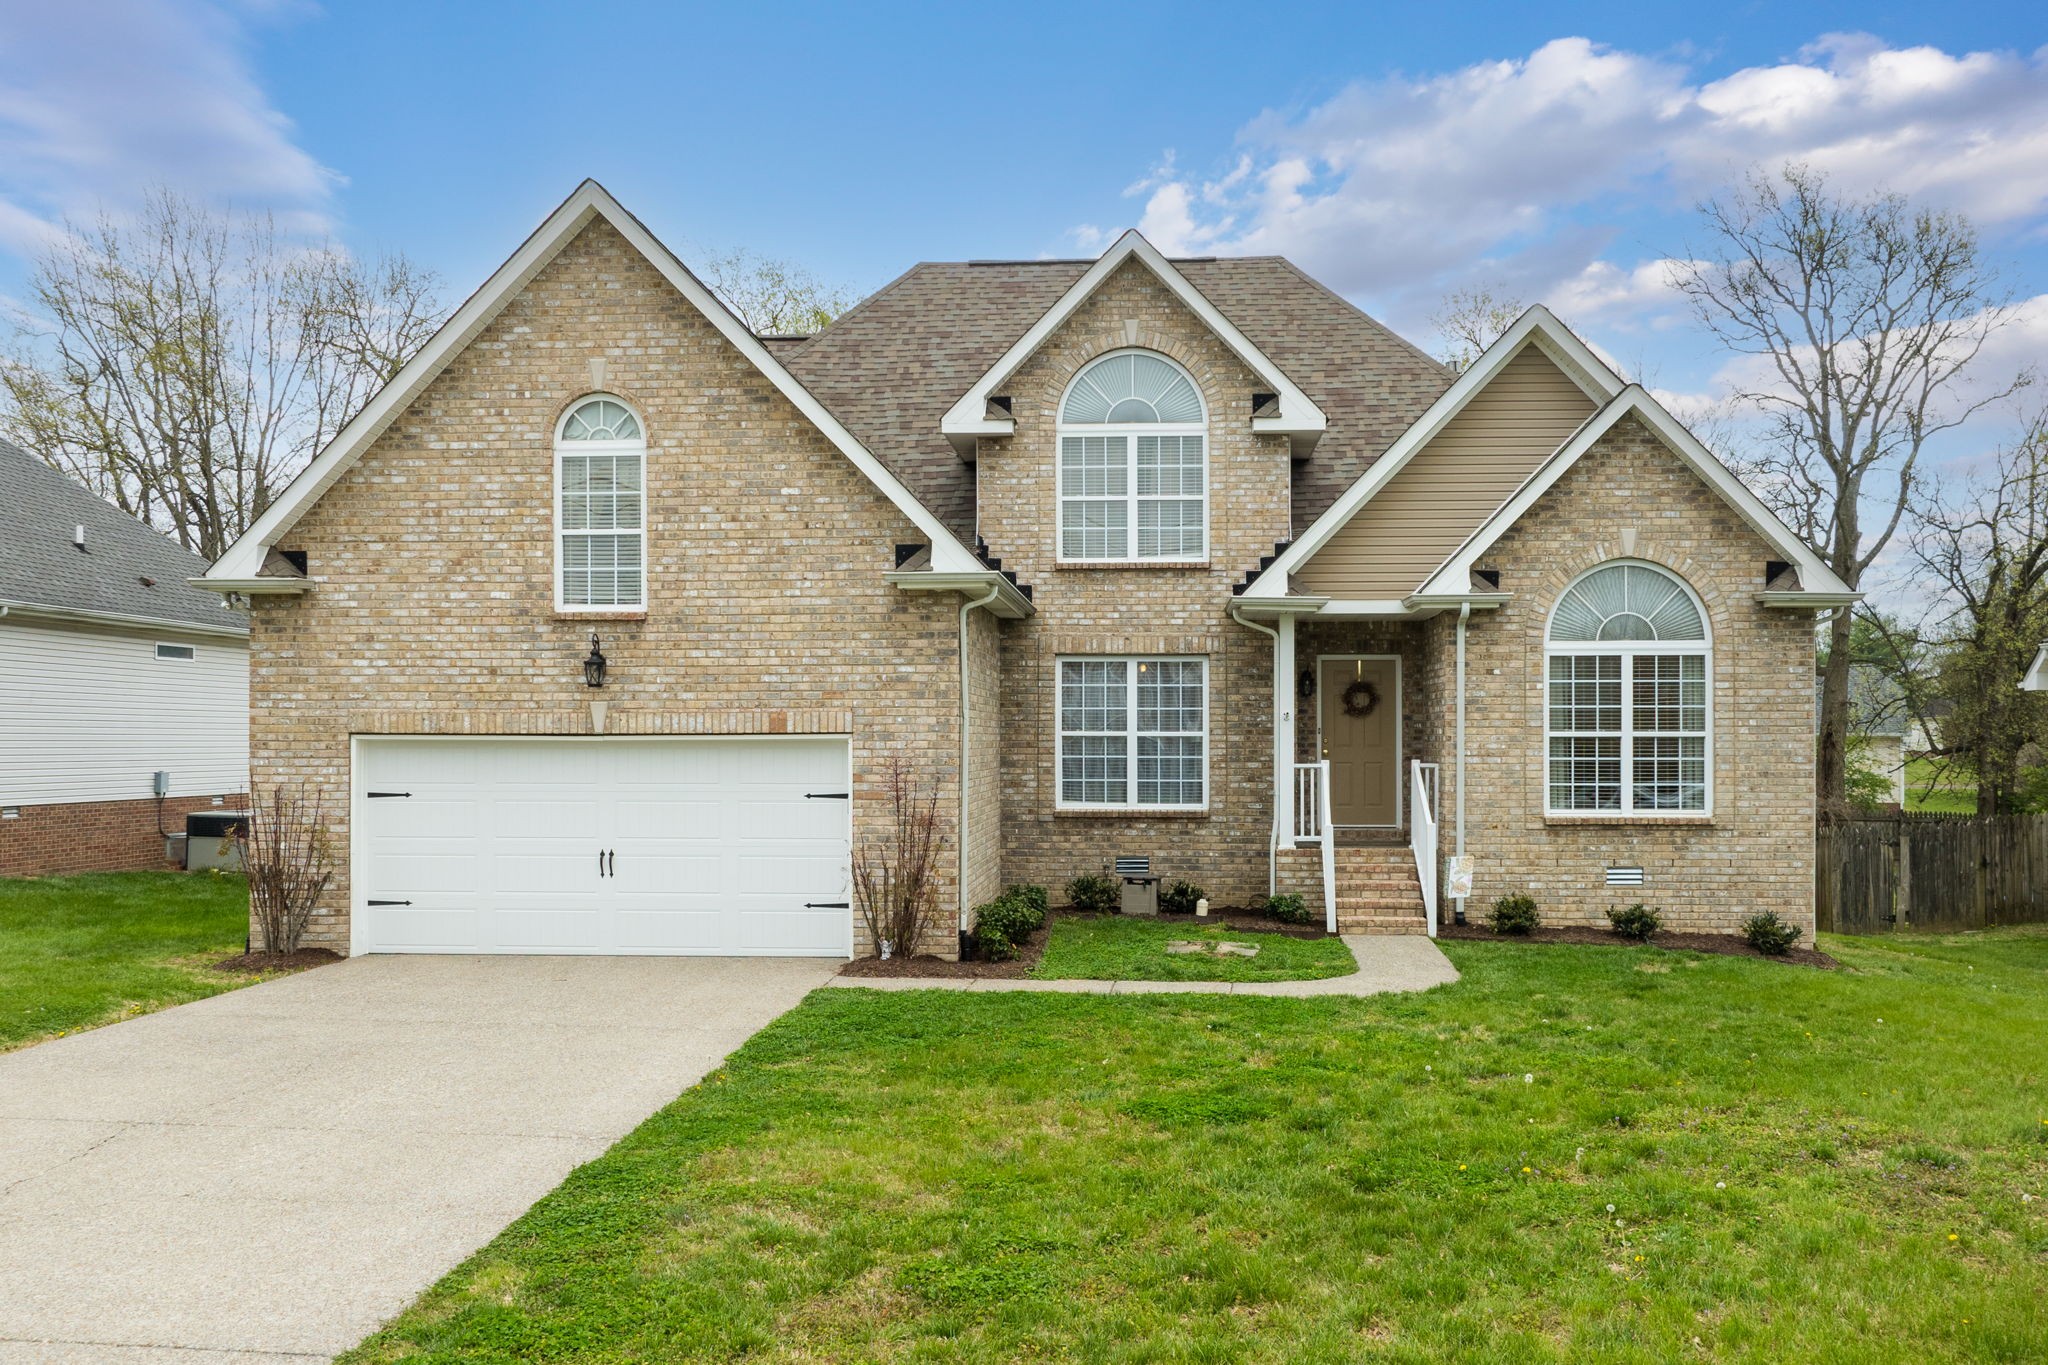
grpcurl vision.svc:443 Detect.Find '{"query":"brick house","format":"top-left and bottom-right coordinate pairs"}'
top-left (199, 182), bottom-right (1854, 958)
top-left (1, 439), bottom-right (249, 876)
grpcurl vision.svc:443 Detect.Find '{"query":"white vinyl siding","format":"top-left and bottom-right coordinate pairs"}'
top-left (556, 396), bottom-right (646, 609)
top-left (1057, 657), bottom-right (1207, 809)
top-left (0, 619), bottom-right (248, 805)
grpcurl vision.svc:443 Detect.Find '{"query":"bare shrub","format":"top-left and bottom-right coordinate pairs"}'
top-left (238, 785), bottom-right (335, 955)
top-left (852, 758), bottom-right (944, 958)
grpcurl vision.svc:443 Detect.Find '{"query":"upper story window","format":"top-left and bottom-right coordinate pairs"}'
top-left (1057, 350), bottom-right (1207, 563)
top-left (555, 396), bottom-right (645, 610)
top-left (1545, 561), bottom-right (1711, 816)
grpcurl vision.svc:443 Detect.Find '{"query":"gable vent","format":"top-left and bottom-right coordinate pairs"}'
top-left (1605, 866), bottom-right (1645, 887)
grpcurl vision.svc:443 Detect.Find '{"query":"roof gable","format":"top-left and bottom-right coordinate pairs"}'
top-left (2024, 642), bottom-right (2048, 691)
top-left (938, 230), bottom-right (1327, 456)
top-left (204, 181), bottom-right (985, 588)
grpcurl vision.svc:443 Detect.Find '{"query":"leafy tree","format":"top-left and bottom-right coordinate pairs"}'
top-left (0, 188), bottom-right (447, 559)
top-left (1429, 285), bottom-right (1524, 371)
top-left (1670, 165), bottom-right (2031, 817)
top-left (700, 248), bottom-right (855, 336)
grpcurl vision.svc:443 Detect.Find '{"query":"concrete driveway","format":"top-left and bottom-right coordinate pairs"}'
top-left (0, 954), bottom-right (838, 1363)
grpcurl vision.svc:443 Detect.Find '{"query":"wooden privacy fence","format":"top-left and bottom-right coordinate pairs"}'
top-left (1816, 812), bottom-right (2048, 934)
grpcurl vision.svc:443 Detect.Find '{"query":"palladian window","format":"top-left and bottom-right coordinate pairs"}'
top-left (1057, 351), bottom-right (1207, 562)
top-left (556, 396), bottom-right (646, 609)
top-left (1545, 561), bottom-right (1710, 814)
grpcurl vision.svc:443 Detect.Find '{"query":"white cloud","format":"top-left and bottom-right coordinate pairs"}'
top-left (0, 0), bottom-right (335, 257)
top-left (1082, 35), bottom-right (2048, 324)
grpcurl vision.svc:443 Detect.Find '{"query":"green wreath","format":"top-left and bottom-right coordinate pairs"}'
top-left (1341, 677), bottom-right (1380, 718)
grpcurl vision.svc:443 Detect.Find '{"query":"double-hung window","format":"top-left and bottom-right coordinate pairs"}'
top-left (1057, 351), bottom-right (1207, 562)
top-left (556, 396), bottom-right (646, 609)
top-left (1545, 562), bottom-right (1711, 815)
top-left (1058, 657), bottom-right (1207, 809)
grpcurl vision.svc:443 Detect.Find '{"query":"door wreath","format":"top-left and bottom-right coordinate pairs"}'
top-left (1341, 677), bottom-right (1380, 718)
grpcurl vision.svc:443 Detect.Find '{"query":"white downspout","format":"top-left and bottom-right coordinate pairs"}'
top-left (1230, 606), bottom-right (1285, 897)
top-left (957, 583), bottom-right (1002, 937)
top-left (1454, 601), bottom-right (1470, 926)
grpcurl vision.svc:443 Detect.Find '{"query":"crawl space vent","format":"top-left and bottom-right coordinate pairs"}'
top-left (1605, 866), bottom-right (1645, 887)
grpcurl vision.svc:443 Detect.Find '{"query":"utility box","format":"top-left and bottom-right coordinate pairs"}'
top-left (1116, 855), bottom-right (1159, 916)
top-left (185, 811), bottom-right (249, 871)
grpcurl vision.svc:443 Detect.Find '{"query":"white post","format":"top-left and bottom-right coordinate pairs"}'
top-left (1275, 614), bottom-right (1296, 845)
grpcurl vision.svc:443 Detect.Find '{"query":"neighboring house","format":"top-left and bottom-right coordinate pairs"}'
top-left (1821, 665), bottom-right (1909, 807)
top-left (2025, 643), bottom-right (2048, 691)
top-left (0, 439), bottom-right (249, 876)
top-left (199, 181), bottom-right (1853, 958)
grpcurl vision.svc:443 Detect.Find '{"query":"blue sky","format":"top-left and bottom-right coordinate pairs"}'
top-left (3, 1), bottom-right (2046, 449)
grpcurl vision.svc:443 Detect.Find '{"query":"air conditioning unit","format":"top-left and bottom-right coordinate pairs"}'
top-left (185, 811), bottom-right (249, 871)
top-left (1116, 855), bottom-right (1159, 916)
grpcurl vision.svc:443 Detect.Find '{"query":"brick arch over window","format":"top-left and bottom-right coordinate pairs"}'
top-left (1053, 349), bottom-right (1209, 562)
top-left (1543, 559), bottom-right (1713, 816)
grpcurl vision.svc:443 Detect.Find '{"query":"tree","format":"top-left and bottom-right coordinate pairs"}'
top-left (1429, 284), bottom-right (1524, 371)
top-left (1669, 164), bottom-right (2031, 817)
top-left (0, 188), bottom-right (448, 560)
top-left (700, 248), bottom-right (854, 336)
top-left (1901, 418), bottom-right (2048, 813)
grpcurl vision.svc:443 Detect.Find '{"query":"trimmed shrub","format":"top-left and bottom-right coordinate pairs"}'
top-left (1066, 873), bottom-right (1120, 914)
top-left (974, 894), bottom-right (1039, 961)
top-left (1606, 902), bottom-right (1663, 942)
top-left (1160, 879), bottom-right (1205, 915)
top-left (1487, 894), bottom-right (1540, 936)
top-left (1741, 911), bottom-right (1802, 955)
top-left (1265, 892), bottom-right (1314, 925)
top-left (1003, 883), bottom-right (1050, 932)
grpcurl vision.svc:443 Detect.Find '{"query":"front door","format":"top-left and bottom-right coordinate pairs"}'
top-left (1319, 656), bottom-right (1400, 827)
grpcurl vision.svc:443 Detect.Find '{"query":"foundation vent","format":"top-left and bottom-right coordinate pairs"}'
top-left (1605, 866), bottom-right (1645, 887)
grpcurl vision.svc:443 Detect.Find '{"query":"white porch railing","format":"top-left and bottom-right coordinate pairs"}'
top-left (1292, 760), bottom-right (1338, 932)
top-left (1410, 760), bottom-right (1440, 937)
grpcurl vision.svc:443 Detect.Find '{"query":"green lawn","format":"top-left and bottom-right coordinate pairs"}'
top-left (1033, 914), bottom-right (1357, 982)
top-left (0, 871), bottom-right (260, 1050)
top-left (1905, 757), bottom-right (1977, 814)
top-left (346, 928), bottom-right (2048, 1363)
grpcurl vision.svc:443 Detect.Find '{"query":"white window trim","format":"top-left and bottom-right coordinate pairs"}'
top-left (553, 396), bottom-right (648, 613)
top-left (1056, 350), bottom-right (1209, 565)
top-left (1542, 562), bottom-right (1713, 818)
top-left (154, 642), bottom-right (196, 661)
top-left (1055, 655), bottom-right (1210, 811)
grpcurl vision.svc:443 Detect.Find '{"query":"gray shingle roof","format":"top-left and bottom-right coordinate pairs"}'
top-left (778, 257), bottom-right (1452, 542)
top-left (0, 438), bottom-right (246, 634)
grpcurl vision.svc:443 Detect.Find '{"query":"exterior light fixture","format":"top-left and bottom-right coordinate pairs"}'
top-left (583, 632), bottom-right (608, 688)
top-left (1298, 667), bottom-right (1316, 700)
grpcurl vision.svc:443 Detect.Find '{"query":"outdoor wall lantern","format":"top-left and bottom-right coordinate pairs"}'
top-left (583, 632), bottom-right (608, 688)
top-left (1298, 667), bottom-right (1316, 700)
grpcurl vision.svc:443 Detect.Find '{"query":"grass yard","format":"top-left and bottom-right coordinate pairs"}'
top-left (1034, 914), bottom-right (1358, 982)
top-left (0, 871), bottom-right (260, 1050)
top-left (347, 928), bottom-right (2048, 1363)
top-left (1905, 757), bottom-right (1977, 814)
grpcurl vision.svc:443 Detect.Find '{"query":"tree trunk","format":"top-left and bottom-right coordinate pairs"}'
top-left (1817, 607), bottom-right (1854, 820)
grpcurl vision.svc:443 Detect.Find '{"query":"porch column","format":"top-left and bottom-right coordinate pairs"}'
top-left (1274, 613), bottom-right (1296, 845)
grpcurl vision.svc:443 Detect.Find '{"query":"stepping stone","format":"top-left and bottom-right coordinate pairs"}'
top-left (1165, 940), bottom-right (1206, 954)
top-left (1215, 941), bottom-right (1261, 957)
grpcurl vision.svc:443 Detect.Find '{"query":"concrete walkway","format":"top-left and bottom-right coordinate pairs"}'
top-left (0, 954), bottom-right (839, 1364)
top-left (825, 933), bottom-right (1459, 995)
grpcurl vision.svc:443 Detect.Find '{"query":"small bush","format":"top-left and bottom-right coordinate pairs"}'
top-left (1003, 883), bottom-right (1050, 931)
top-left (1740, 911), bottom-right (1802, 955)
top-left (1266, 892), bottom-right (1315, 925)
top-left (974, 894), bottom-right (1041, 961)
top-left (1066, 873), bottom-right (1120, 914)
top-left (1488, 894), bottom-right (1539, 935)
top-left (1160, 879), bottom-right (1205, 915)
top-left (1606, 902), bottom-right (1663, 942)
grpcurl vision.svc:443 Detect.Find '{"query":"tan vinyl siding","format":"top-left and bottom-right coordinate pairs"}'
top-left (1296, 343), bottom-right (1597, 598)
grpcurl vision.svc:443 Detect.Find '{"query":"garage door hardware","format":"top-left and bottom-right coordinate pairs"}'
top-left (806, 791), bottom-right (850, 799)
top-left (367, 791), bottom-right (412, 799)
top-left (367, 899), bottom-right (412, 906)
top-left (598, 850), bottom-right (616, 877)
top-left (805, 901), bottom-right (851, 909)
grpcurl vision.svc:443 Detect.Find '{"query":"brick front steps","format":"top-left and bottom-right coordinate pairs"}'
top-left (1335, 845), bottom-right (1429, 935)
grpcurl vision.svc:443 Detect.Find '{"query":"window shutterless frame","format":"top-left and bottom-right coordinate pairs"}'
top-left (154, 642), bottom-right (196, 661)
top-left (1542, 561), bottom-right (1713, 818)
top-left (1054, 655), bottom-right (1209, 811)
top-left (553, 395), bottom-right (648, 612)
top-left (1055, 349), bottom-right (1208, 564)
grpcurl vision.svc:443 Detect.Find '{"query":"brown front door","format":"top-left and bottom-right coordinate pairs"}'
top-left (1320, 656), bottom-right (1399, 827)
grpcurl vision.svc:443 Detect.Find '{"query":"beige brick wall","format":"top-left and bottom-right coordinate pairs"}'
top-left (249, 219), bottom-right (972, 956)
top-left (1442, 414), bottom-right (1817, 933)
top-left (982, 259), bottom-right (1292, 908)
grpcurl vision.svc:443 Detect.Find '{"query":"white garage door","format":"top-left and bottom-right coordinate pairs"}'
top-left (354, 737), bottom-right (851, 956)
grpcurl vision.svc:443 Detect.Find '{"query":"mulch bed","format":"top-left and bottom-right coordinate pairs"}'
top-left (836, 907), bottom-right (1333, 978)
top-left (211, 947), bottom-right (344, 975)
top-left (1437, 921), bottom-right (1838, 969)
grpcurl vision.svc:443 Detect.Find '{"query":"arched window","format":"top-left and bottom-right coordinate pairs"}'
top-left (1057, 350), bottom-right (1206, 561)
top-left (555, 396), bottom-right (646, 609)
top-left (1545, 562), bottom-right (1710, 814)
